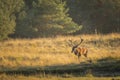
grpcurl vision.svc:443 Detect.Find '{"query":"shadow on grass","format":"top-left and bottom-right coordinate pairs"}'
top-left (0, 57), bottom-right (120, 77)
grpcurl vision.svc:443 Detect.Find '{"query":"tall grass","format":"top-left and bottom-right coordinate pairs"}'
top-left (0, 73), bottom-right (120, 80)
top-left (0, 33), bottom-right (120, 68)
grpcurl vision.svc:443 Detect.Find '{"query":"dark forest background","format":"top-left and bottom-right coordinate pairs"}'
top-left (0, 0), bottom-right (120, 40)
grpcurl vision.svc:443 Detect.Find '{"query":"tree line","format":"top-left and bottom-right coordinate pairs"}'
top-left (66, 0), bottom-right (120, 34)
top-left (0, 0), bottom-right (120, 40)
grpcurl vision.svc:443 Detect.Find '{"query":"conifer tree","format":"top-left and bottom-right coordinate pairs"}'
top-left (15, 0), bottom-right (80, 37)
top-left (0, 0), bottom-right (24, 40)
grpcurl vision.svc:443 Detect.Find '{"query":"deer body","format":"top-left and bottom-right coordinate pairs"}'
top-left (72, 46), bottom-right (88, 59)
top-left (69, 38), bottom-right (89, 62)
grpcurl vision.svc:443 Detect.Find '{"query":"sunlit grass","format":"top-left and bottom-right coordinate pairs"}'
top-left (0, 33), bottom-right (120, 68)
top-left (0, 33), bottom-right (120, 79)
top-left (0, 74), bottom-right (120, 80)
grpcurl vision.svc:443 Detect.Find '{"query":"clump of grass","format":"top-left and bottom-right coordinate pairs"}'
top-left (85, 69), bottom-right (94, 77)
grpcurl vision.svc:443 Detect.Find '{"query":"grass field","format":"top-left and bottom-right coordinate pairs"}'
top-left (0, 33), bottom-right (120, 80)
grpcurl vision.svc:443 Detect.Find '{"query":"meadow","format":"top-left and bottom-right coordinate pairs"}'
top-left (0, 33), bottom-right (120, 80)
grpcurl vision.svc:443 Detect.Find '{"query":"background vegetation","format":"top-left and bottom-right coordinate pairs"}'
top-left (65, 0), bottom-right (120, 34)
top-left (0, 0), bottom-right (120, 40)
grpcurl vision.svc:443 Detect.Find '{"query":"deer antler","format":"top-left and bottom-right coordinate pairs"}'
top-left (68, 39), bottom-right (74, 47)
top-left (68, 38), bottom-right (83, 47)
top-left (80, 37), bottom-right (84, 43)
top-left (74, 38), bottom-right (83, 48)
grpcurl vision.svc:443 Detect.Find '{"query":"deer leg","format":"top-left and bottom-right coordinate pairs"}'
top-left (84, 53), bottom-right (87, 58)
top-left (84, 53), bottom-right (92, 63)
top-left (83, 53), bottom-right (89, 62)
top-left (78, 54), bottom-right (81, 63)
top-left (83, 53), bottom-right (88, 61)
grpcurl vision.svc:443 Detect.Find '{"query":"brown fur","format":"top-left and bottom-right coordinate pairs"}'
top-left (69, 38), bottom-right (89, 62)
top-left (73, 47), bottom-right (88, 59)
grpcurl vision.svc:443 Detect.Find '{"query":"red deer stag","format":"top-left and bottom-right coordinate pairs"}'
top-left (68, 38), bottom-right (89, 62)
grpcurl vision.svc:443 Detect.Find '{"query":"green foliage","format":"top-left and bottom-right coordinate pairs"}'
top-left (1, 0), bottom-right (119, 39)
top-left (0, 0), bottom-right (24, 40)
top-left (15, 0), bottom-right (80, 38)
top-left (65, 0), bottom-right (120, 34)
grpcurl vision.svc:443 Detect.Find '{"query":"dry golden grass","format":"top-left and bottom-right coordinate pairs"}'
top-left (0, 73), bottom-right (120, 80)
top-left (0, 33), bottom-right (120, 68)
